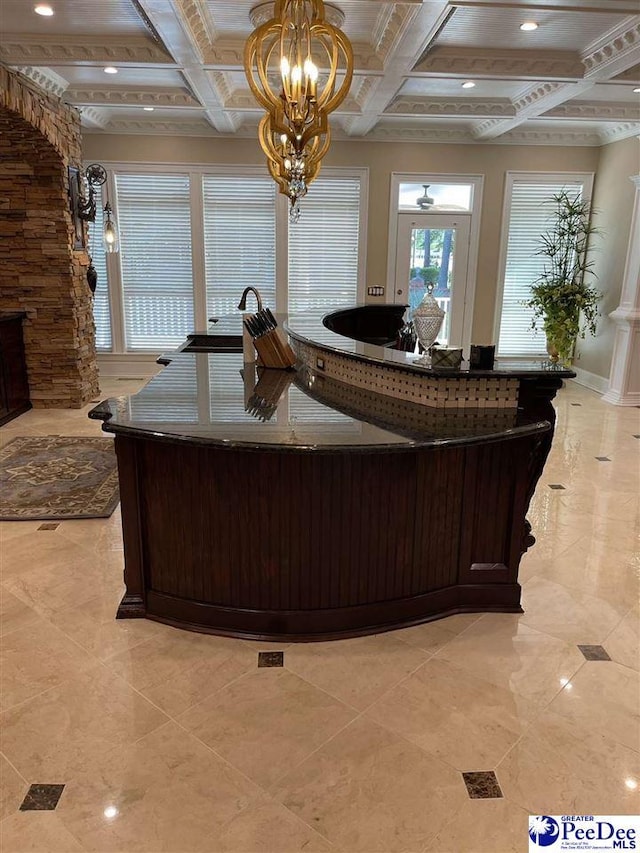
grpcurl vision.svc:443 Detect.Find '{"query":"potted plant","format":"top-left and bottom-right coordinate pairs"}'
top-left (526, 189), bottom-right (600, 364)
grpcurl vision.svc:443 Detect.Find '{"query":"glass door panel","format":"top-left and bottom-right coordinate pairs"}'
top-left (394, 214), bottom-right (470, 348)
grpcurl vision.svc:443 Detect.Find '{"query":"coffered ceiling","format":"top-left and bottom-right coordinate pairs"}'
top-left (1, 0), bottom-right (639, 145)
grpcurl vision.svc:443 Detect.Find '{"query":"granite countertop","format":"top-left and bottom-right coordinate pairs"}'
top-left (90, 351), bottom-right (550, 453)
top-left (285, 308), bottom-right (576, 380)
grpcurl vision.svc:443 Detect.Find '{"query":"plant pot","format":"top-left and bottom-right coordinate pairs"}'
top-left (546, 337), bottom-right (574, 367)
top-left (546, 339), bottom-right (560, 364)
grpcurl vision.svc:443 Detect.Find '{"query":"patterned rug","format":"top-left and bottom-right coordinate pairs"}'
top-left (0, 436), bottom-right (119, 520)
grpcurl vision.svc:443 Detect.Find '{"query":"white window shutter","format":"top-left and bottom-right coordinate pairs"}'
top-left (203, 176), bottom-right (276, 317)
top-left (116, 174), bottom-right (194, 351)
top-left (288, 176), bottom-right (361, 312)
top-left (498, 180), bottom-right (585, 357)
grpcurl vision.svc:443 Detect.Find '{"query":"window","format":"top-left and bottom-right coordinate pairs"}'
top-left (288, 176), bottom-right (362, 312)
top-left (496, 173), bottom-right (593, 357)
top-left (203, 176), bottom-right (276, 318)
top-left (89, 166), bottom-right (365, 354)
top-left (117, 173), bottom-right (193, 351)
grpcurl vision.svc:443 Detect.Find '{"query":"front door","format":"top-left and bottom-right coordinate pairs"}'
top-left (394, 214), bottom-right (471, 348)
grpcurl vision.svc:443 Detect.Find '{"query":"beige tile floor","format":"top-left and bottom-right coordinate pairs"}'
top-left (0, 379), bottom-right (638, 853)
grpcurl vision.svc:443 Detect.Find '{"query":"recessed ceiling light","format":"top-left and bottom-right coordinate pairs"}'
top-left (104, 66), bottom-right (118, 74)
top-left (143, 106), bottom-right (154, 111)
top-left (462, 81), bottom-right (476, 89)
top-left (634, 87), bottom-right (640, 93)
top-left (520, 21), bottom-right (538, 31)
top-left (34, 4), bottom-right (54, 15)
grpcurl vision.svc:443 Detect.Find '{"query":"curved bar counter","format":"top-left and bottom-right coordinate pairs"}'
top-left (91, 307), bottom-right (573, 641)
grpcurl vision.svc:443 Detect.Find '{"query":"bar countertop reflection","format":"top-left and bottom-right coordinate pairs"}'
top-left (90, 351), bottom-right (550, 452)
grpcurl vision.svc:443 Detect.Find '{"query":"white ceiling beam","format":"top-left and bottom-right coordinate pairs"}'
top-left (472, 80), bottom-right (593, 138)
top-left (472, 15), bottom-right (640, 139)
top-left (344, 2), bottom-right (453, 136)
top-left (137, 0), bottom-right (239, 132)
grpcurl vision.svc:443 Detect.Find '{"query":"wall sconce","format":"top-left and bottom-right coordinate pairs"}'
top-left (77, 163), bottom-right (120, 254)
top-left (244, 1), bottom-right (353, 221)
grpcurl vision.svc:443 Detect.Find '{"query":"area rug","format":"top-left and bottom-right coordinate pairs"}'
top-left (0, 436), bottom-right (119, 520)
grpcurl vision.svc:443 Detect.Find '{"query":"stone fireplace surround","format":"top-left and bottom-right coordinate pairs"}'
top-left (0, 66), bottom-right (98, 408)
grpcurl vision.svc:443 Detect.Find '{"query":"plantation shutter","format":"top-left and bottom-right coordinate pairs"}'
top-left (498, 180), bottom-right (585, 356)
top-left (288, 176), bottom-right (360, 312)
top-left (116, 174), bottom-right (194, 351)
top-left (88, 187), bottom-right (111, 351)
top-left (203, 176), bottom-right (276, 318)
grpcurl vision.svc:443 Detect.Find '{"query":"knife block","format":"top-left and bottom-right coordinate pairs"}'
top-left (243, 311), bottom-right (296, 369)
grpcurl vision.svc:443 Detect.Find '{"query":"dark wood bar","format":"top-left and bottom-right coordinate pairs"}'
top-left (91, 307), bottom-right (573, 641)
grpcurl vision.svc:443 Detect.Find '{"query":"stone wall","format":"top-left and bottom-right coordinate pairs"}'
top-left (0, 66), bottom-right (99, 407)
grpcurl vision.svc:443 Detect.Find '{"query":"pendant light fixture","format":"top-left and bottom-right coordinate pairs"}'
top-left (244, 1), bottom-right (353, 221)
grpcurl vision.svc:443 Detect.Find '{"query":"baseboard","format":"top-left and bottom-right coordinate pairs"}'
top-left (570, 367), bottom-right (609, 395)
top-left (97, 353), bottom-right (164, 379)
top-left (601, 388), bottom-right (640, 406)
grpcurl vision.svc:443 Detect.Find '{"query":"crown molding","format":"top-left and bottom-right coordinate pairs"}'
top-left (66, 87), bottom-right (201, 108)
top-left (582, 17), bottom-right (640, 79)
top-left (345, 123), bottom-right (602, 146)
top-left (412, 46), bottom-right (584, 80)
top-left (374, 3), bottom-right (422, 64)
top-left (80, 115), bottom-right (608, 147)
top-left (0, 35), bottom-right (173, 65)
top-left (173, 0), bottom-right (217, 63)
top-left (90, 117), bottom-right (219, 136)
top-left (544, 100), bottom-right (640, 121)
top-left (78, 106), bottom-right (111, 129)
top-left (598, 120), bottom-right (640, 143)
top-left (385, 96), bottom-right (515, 117)
top-left (13, 65), bottom-right (68, 97)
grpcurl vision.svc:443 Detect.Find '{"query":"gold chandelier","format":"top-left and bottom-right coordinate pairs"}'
top-left (245, 1), bottom-right (353, 220)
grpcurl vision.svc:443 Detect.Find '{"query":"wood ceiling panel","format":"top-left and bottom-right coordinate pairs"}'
top-left (0, 0), bottom-right (148, 36)
top-left (49, 66), bottom-right (186, 88)
top-left (437, 6), bottom-right (629, 52)
top-left (400, 77), bottom-right (524, 98)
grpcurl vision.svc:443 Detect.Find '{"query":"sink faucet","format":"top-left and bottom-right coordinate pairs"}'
top-left (237, 286), bottom-right (263, 312)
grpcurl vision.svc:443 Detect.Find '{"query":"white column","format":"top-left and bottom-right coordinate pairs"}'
top-left (603, 175), bottom-right (640, 406)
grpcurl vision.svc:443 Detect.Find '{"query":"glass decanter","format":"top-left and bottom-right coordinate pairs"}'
top-left (412, 282), bottom-right (445, 353)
